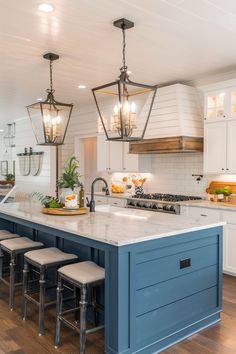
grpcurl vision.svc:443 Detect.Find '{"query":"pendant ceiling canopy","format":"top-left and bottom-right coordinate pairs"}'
top-left (92, 18), bottom-right (157, 142)
top-left (26, 53), bottom-right (73, 146)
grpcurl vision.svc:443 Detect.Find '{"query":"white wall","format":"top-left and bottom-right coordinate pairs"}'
top-left (0, 134), bottom-right (13, 179)
top-left (14, 117), bottom-right (56, 195)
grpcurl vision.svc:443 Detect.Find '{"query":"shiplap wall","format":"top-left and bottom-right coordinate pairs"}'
top-left (14, 118), bottom-right (56, 195)
top-left (0, 135), bottom-right (13, 179)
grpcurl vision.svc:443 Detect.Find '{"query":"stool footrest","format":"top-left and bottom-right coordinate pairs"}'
top-left (59, 315), bottom-right (104, 335)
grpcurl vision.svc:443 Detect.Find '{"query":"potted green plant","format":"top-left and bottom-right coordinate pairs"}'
top-left (5, 173), bottom-right (15, 185)
top-left (214, 186), bottom-right (233, 202)
top-left (57, 156), bottom-right (81, 203)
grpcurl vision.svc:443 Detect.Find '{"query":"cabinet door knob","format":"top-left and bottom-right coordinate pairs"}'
top-left (226, 168), bottom-right (229, 171)
top-left (222, 168), bottom-right (224, 170)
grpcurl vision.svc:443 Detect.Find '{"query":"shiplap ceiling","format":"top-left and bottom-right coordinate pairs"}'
top-left (1, 0), bottom-right (236, 126)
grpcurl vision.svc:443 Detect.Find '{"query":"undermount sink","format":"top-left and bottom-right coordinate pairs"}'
top-left (95, 204), bottom-right (113, 213)
top-left (95, 204), bottom-right (148, 220)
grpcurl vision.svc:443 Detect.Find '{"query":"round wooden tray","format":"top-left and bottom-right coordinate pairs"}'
top-left (42, 207), bottom-right (89, 216)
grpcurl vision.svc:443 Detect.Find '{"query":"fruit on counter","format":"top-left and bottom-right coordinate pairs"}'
top-left (132, 178), bottom-right (146, 187)
top-left (111, 184), bottom-right (125, 193)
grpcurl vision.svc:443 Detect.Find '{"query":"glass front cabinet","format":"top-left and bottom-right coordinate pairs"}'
top-left (205, 88), bottom-right (236, 121)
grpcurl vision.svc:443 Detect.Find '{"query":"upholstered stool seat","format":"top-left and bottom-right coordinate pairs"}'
top-left (1, 237), bottom-right (43, 252)
top-left (0, 237), bottom-right (43, 310)
top-left (59, 261), bottom-right (105, 285)
top-left (25, 247), bottom-right (78, 266)
top-left (22, 247), bottom-right (78, 336)
top-left (0, 230), bottom-right (20, 240)
top-left (55, 261), bottom-right (105, 354)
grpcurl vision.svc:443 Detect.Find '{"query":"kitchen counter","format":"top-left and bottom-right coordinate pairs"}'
top-left (0, 202), bottom-right (224, 354)
top-left (180, 199), bottom-right (236, 211)
top-left (0, 202), bottom-right (224, 246)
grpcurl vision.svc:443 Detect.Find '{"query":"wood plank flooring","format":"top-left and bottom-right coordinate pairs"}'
top-left (0, 275), bottom-right (235, 353)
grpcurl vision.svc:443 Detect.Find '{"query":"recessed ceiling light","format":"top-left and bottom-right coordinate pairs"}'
top-left (38, 3), bottom-right (55, 13)
top-left (0, 129), bottom-right (4, 133)
top-left (37, 98), bottom-right (43, 101)
top-left (78, 85), bottom-right (86, 89)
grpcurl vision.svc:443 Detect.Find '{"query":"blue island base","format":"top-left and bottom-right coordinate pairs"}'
top-left (0, 214), bottom-right (223, 354)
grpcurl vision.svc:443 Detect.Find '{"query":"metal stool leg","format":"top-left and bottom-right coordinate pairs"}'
top-left (55, 277), bottom-right (63, 348)
top-left (9, 252), bottom-right (16, 310)
top-left (22, 261), bottom-right (29, 320)
top-left (0, 247), bottom-right (4, 279)
top-left (39, 268), bottom-right (46, 336)
top-left (80, 285), bottom-right (87, 354)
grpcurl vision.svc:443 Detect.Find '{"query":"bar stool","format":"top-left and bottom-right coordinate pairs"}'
top-left (22, 247), bottom-right (78, 336)
top-left (0, 230), bottom-right (20, 278)
top-left (0, 230), bottom-right (20, 240)
top-left (0, 237), bottom-right (44, 310)
top-left (55, 261), bottom-right (105, 354)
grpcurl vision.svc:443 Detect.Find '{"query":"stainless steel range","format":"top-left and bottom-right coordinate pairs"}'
top-left (126, 193), bottom-right (202, 214)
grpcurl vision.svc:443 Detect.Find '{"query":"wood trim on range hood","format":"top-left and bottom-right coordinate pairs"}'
top-left (129, 136), bottom-right (203, 154)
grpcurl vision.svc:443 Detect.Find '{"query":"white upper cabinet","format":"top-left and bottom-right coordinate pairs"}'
top-left (97, 134), bottom-right (151, 172)
top-left (203, 82), bottom-right (236, 174)
top-left (204, 122), bottom-right (227, 174)
top-left (227, 120), bottom-right (236, 173)
top-left (205, 90), bottom-right (227, 121)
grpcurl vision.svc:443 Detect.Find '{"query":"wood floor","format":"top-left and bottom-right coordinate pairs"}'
top-left (0, 275), bottom-right (235, 354)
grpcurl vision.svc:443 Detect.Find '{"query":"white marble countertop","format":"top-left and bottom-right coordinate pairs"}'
top-left (179, 200), bottom-right (236, 211)
top-left (0, 202), bottom-right (225, 246)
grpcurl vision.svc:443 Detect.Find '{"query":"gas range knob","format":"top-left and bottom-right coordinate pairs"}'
top-left (152, 204), bottom-right (158, 209)
top-left (170, 205), bottom-right (176, 212)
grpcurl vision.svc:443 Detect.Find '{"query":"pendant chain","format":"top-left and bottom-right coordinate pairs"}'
top-left (50, 59), bottom-right (53, 92)
top-left (122, 25), bottom-right (127, 71)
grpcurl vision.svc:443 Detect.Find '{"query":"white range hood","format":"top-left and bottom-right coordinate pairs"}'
top-left (129, 83), bottom-right (203, 154)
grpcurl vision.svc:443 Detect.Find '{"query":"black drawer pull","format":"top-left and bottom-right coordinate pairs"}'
top-left (200, 214), bottom-right (207, 217)
top-left (180, 258), bottom-right (191, 269)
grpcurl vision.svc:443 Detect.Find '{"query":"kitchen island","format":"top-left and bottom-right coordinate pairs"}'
top-left (0, 202), bottom-right (224, 354)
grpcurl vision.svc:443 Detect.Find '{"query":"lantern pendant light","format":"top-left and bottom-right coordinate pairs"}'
top-left (92, 18), bottom-right (157, 142)
top-left (26, 53), bottom-right (73, 146)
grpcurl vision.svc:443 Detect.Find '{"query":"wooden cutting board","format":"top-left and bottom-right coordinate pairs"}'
top-left (42, 207), bottom-right (89, 216)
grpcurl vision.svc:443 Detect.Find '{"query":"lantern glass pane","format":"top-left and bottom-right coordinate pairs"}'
top-left (93, 81), bottom-right (156, 141)
top-left (27, 101), bottom-right (72, 145)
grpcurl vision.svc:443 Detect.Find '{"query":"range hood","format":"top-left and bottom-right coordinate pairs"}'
top-left (129, 84), bottom-right (203, 154)
top-left (129, 136), bottom-right (203, 154)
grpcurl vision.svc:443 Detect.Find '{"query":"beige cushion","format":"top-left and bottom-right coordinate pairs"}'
top-left (25, 247), bottom-right (78, 266)
top-left (0, 230), bottom-right (20, 241)
top-left (58, 261), bottom-right (105, 285)
top-left (0, 237), bottom-right (43, 251)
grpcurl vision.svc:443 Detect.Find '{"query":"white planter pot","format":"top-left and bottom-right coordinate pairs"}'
top-left (59, 188), bottom-right (73, 203)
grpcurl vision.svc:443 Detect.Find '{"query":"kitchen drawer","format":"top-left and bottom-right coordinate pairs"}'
top-left (94, 196), bottom-right (108, 205)
top-left (108, 197), bottom-right (126, 208)
top-left (136, 264), bottom-right (217, 316)
top-left (188, 206), bottom-right (220, 220)
top-left (222, 210), bottom-right (236, 224)
top-left (136, 242), bottom-right (217, 289)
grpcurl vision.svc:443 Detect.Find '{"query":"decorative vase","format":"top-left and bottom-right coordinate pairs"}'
top-left (59, 188), bottom-right (74, 203)
top-left (135, 185), bottom-right (144, 196)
